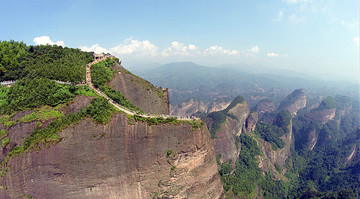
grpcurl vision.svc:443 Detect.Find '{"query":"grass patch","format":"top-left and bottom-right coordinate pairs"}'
top-left (18, 106), bottom-right (64, 123)
top-left (133, 115), bottom-right (179, 126)
top-left (4, 121), bottom-right (16, 128)
top-left (74, 85), bottom-right (97, 96)
top-left (167, 150), bottom-right (172, 157)
top-left (0, 115), bottom-right (10, 124)
top-left (0, 129), bottom-right (8, 139)
top-left (0, 97), bottom-right (115, 176)
top-left (2, 138), bottom-right (9, 148)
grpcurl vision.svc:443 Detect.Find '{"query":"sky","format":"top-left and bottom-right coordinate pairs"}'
top-left (0, 0), bottom-right (359, 83)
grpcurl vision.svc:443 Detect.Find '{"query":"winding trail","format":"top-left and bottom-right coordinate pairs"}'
top-left (86, 55), bottom-right (199, 121)
top-left (0, 54), bottom-right (198, 122)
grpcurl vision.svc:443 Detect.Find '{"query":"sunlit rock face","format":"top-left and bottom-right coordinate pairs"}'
top-left (0, 113), bottom-right (224, 199)
top-left (278, 89), bottom-right (307, 117)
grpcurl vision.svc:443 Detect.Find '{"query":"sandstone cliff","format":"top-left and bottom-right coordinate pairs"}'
top-left (171, 98), bottom-right (231, 117)
top-left (205, 96), bottom-right (251, 164)
top-left (0, 112), bottom-right (223, 199)
top-left (108, 63), bottom-right (170, 114)
top-left (252, 99), bottom-right (276, 118)
top-left (257, 121), bottom-right (293, 181)
top-left (278, 89), bottom-right (307, 117)
top-left (306, 96), bottom-right (336, 124)
top-left (0, 60), bottom-right (224, 198)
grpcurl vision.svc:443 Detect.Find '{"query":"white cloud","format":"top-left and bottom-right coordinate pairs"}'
top-left (341, 20), bottom-right (358, 30)
top-left (274, 10), bottom-right (284, 22)
top-left (162, 41), bottom-right (199, 56)
top-left (354, 36), bottom-right (359, 47)
top-left (249, 46), bottom-right (259, 54)
top-left (79, 44), bottom-right (108, 54)
top-left (288, 14), bottom-right (304, 23)
top-left (110, 38), bottom-right (158, 56)
top-left (204, 45), bottom-right (239, 56)
top-left (267, 52), bottom-right (288, 58)
top-left (33, 36), bottom-right (65, 46)
top-left (267, 52), bottom-right (279, 57)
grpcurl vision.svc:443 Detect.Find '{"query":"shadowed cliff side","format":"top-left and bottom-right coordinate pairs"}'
top-left (205, 96), bottom-right (251, 164)
top-left (108, 63), bottom-right (170, 114)
top-left (278, 88), bottom-right (307, 117)
top-left (0, 112), bottom-right (223, 199)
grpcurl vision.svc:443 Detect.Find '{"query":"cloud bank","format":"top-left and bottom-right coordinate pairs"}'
top-left (354, 36), bottom-right (359, 47)
top-left (33, 36), bottom-right (65, 46)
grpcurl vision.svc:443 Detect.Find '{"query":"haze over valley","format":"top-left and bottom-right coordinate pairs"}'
top-left (0, 0), bottom-right (359, 198)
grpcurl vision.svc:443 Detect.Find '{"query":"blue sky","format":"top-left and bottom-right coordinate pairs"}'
top-left (0, 0), bottom-right (359, 83)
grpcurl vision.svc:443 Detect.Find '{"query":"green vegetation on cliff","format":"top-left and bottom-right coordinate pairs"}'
top-left (318, 96), bottom-right (336, 110)
top-left (91, 58), bottom-right (115, 88)
top-left (91, 59), bottom-right (143, 113)
top-left (207, 95), bottom-right (246, 138)
top-left (207, 111), bottom-right (227, 138)
top-left (0, 40), bottom-right (93, 82)
top-left (0, 78), bottom-right (76, 114)
top-left (128, 115), bottom-right (204, 131)
top-left (221, 133), bottom-right (291, 198)
top-left (255, 122), bottom-right (286, 150)
top-left (274, 109), bottom-right (292, 133)
top-left (278, 89), bottom-right (305, 109)
top-left (1, 97), bottom-right (115, 175)
top-left (224, 96), bottom-right (245, 112)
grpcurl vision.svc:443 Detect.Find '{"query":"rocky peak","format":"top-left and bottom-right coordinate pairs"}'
top-left (252, 99), bottom-right (276, 118)
top-left (225, 96), bottom-right (249, 126)
top-left (278, 88), bottom-right (307, 117)
top-left (306, 96), bottom-right (336, 124)
top-left (205, 96), bottom-right (252, 164)
top-left (108, 63), bottom-right (170, 114)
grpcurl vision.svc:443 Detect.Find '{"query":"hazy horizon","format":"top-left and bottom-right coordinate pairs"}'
top-left (1, 0), bottom-right (358, 83)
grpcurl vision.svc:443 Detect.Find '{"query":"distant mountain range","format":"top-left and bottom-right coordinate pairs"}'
top-left (130, 62), bottom-right (359, 107)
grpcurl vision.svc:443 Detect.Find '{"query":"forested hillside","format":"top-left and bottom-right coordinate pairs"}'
top-left (0, 40), bottom-right (224, 199)
top-left (0, 40), bottom-right (93, 82)
top-left (212, 92), bottom-right (360, 198)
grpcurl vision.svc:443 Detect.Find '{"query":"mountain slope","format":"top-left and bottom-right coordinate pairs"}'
top-left (0, 41), bottom-right (224, 199)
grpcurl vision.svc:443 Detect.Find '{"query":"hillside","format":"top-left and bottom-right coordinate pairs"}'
top-left (138, 62), bottom-right (360, 113)
top-left (0, 41), bottom-right (224, 198)
top-left (206, 89), bottom-right (360, 198)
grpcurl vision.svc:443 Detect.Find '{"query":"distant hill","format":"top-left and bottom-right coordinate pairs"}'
top-left (139, 62), bottom-right (359, 114)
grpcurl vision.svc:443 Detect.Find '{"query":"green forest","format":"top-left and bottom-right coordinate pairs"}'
top-left (90, 58), bottom-right (143, 113)
top-left (0, 40), bottom-right (93, 83)
top-left (215, 96), bottom-right (359, 198)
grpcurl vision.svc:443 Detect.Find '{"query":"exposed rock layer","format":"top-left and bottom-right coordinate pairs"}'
top-left (109, 64), bottom-right (170, 114)
top-left (0, 113), bottom-right (224, 199)
top-left (171, 98), bottom-right (231, 117)
top-left (278, 89), bottom-right (307, 117)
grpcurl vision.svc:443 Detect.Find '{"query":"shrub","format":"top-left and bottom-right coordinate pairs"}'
top-left (167, 150), bottom-right (172, 157)
top-left (2, 138), bottom-right (9, 148)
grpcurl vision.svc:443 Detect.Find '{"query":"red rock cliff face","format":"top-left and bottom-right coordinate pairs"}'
top-left (258, 121), bottom-right (293, 181)
top-left (211, 99), bottom-right (250, 164)
top-left (278, 89), bottom-right (307, 117)
top-left (0, 113), bottom-right (223, 199)
top-left (108, 64), bottom-right (170, 114)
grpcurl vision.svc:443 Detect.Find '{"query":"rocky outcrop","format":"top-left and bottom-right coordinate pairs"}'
top-left (171, 98), bottom-right (208, 117)
top-left (257, 121), bottom-right (293, 181)
top-left (0, 113), bottom-right (224, 199)
top-left (212, 117), bottom-right (242, 164)
top-left (278, 89), bottom-right (307, 117)
top-left (108, 64), bottom-right (170, 114)
top-left (207, 96), bottom-right (251, 164)
top-left (253, 99), bottom-right (276, 118)
top-left (306, 108), bottom-right (336, 124)
top-left (171, 98), bottom-right (231, 117)
top-left (245, 112), bottom-right (258, 133)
